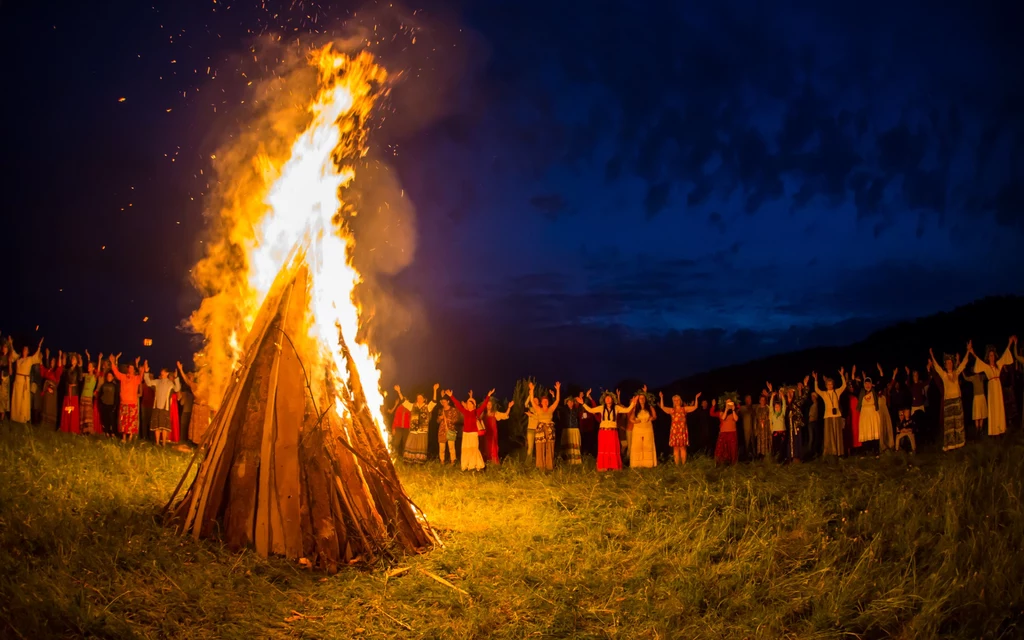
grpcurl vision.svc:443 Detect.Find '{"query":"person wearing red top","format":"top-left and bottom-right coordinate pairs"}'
top-left (39, 351), bottom-right (63, 429)
top-left (449, 389), bottom-right (493, 472)
top-left (710, 397), bottom-right (740, 466)
top-left (110, 354), bottom-right (143, 442)
top-left (388, 397), bottom-right (411, 458)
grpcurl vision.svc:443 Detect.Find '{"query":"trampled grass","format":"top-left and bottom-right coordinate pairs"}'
top-left (1, 422), bottom-right (1022, 639)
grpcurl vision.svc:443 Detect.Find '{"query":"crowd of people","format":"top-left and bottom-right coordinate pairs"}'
top-left (0, 335), bottom-right (210, 447)
top-left (387, 337), bottom-right (1024, 472)
top-left (3, 332), bottom-right (1022, 474)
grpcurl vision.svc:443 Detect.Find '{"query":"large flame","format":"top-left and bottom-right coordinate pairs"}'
top-left (190, 45), bottom-right (389, 443)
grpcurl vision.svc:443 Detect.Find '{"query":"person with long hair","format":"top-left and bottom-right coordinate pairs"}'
top-left (451, 389), bottom-right (494, 472)
top-left (10, 338), bottom-right (43, 425)
top-left (968, 338), bottom-right (1014, 437)
top-left (481, 394), bottom-right (506, 465)
top-left (395, 384), bottom-right (438, 464)
top-left (436, 395), bottom-right (459, 465)
top-left (961, 367), bottom-right (987, 436)
top-left (768, 385), bottom-right (787, 461)
top-left (143, 361), bottom-right (181, 447)
top-left (628, 386), bottom-right (657, 468)
top-left (59, 353), bottom-right (82, 435)
top-left (814, 368), bottom-right (847, 458)
top-left (660, 390), bottom-right (699, 465)
top-left (856, 376), bottom-right (882, 455)
top-left (929, 345), bottom-right (968, 451)
top-left (527, 381), bottom-right (561, 471)
top-left (786, 378), bottom-right (809, 462)
top-left (560, 395), bottom-right (584, 465)
top-left (483, 398), bottom-right (514, 465)
top-left (80, 352), bottom-right (100, 435)
top-left (753, 391), bottom-right (772, 458)
top-left (710, 395), bottom-right (740, 465)
top-left (581, 390), bottom-right (635, 471)
top-left (846, 365), bottom-right (862, 452)
top-left (0, 337), bottom-right (14, 422)
top-left (39, 351), bottom-right (63, 429)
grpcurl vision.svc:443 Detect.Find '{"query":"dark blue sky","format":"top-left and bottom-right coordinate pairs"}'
top-left (3, 0), bottom-right (1022, 393)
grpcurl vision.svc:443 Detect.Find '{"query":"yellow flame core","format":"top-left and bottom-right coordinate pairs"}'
top-left (193, 46), bottom-right (389, 444)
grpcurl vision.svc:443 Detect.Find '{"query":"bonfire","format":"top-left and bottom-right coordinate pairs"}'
top-left (165, 45), bottom-right (435, 571)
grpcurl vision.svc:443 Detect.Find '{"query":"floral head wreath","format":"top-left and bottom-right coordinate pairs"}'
top-left (717, 391), bottom-right (740, 408)
top-left (985, 344), bottom-right (998, 357)
top-left (633, 388), bottom-right (657, 407)
top-left (942, 353), bottom-right (956, 363)
top-left (598, 390), bottom-right (618, 405)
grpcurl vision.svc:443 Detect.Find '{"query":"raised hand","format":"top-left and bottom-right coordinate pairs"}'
top-left (586, 388), bottom-right (592, 397)
top-left (554, 381), bottom-right (561, 390)
top-left (696, 392), bottom-right (702, 399)
top-left (766, 382), bottom-right (773, 392)
top-left (508, 400), bottom-right (515, 408)
top-left (488, 388), bottom-right (495, 396)
top-left (527, 381), bottom-right (535, 391)
top-left (433, 382), bottom-right (440, 391)
top-left (444, 389), bottom-right (453, 397)
top-left (659, 391), bottom-right (664, 400)
top-left (812, 370), bottom-right (818, 380)
top-left (642, 384), bottom-right (647, 393)
top-left (711, 398), bottom-right (717, 407)
top-left (394, 384), bottom-right (401, 392)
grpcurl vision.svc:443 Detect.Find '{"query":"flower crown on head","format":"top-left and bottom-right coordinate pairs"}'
top-left (633, 389), bottom-right (657, 406)
top-left (717, 391), bottom-right (740, 408)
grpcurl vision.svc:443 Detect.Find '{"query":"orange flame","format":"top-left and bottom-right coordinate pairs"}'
top-left (189, 45), bottom-right (389, 443)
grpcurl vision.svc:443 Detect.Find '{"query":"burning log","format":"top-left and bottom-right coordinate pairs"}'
top-left (166, 262), bottom-right (436, 571)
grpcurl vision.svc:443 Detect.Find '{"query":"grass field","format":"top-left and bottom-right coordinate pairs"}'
top-left (1, 422), bottom-right (1023, 639)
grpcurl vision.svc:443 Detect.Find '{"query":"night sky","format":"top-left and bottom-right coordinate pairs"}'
top-left (3, 0), bottom-right (1023, 394)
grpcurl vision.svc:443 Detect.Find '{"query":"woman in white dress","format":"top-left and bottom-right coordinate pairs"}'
top-left (629, 386), bottom-right (658, 468)
top-left (968, 338), bottom-right (1014, 436)
top-left (929, 345), bottom-right (969, 450)
top-left (857, 377), bottom-right (882, 452)
top-left (10, 338), bottom-right (44, 424)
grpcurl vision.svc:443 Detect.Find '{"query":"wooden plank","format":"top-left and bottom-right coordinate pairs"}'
top-left (222, 331), bottom-right (275, 550)
top-left (273, 267), bottom-right (308, 559)
top-left (254, 281), bottom-right (291, 557)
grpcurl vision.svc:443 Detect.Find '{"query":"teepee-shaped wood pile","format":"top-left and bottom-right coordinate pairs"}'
top-left (166, 262), bottom-right (435, 572)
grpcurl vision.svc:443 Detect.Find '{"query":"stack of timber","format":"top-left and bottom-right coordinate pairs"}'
top-left (166, 262), bottom-right (435, 572)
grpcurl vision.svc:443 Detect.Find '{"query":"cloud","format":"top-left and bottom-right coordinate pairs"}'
top-left (528, 193), bottom-right (569, 219)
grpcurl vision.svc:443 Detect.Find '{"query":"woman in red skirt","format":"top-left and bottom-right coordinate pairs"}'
top-left (710, 394), bottom-right (740, 466)
top-left (581, 390), bottom-right (635, 471)
top-left (659, 391), bottom-right (700, 465)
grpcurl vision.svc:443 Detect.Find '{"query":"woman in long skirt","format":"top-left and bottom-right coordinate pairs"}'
top-left (930, 346), bottom-right (968, 450)
top-left (710, 396), bottom-right (740, 465)
top-left (79, 356), bottom-right (99, 435)
top-left (857, 377), bottom-right (882, 453)
top-left (40, 353), bottom-right (63, 429)
top-left (527, 381), bottom-right (561, 471)
top-left (60, 354), bottom-right (82, 435)
top-left (396, 384), bottom-right (438, 463)
top-left (629, 387), bottom-right (657, 468)
top-left (561, 396), bottom-right (583, 465)
top-left (660, 391), bottom-right (699, 465)
top-left (582, 391), bottom-right (634, 471)
top-left (0, 339), bottom-right (13, 422)
top-left (814, 368), bottom-right (847, 457)
top-left (847, 366), bottom-right (862, 451)
top-left (969, 339), bottom-right (1014, 436)
top-left (484, 399), bottom-right (513, 465)
top-left (451, 389), bottom-right (492, 471)
top-left (10, 339), bottom-right (43, 424)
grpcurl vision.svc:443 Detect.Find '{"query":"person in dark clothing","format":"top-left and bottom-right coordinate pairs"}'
top-left (98, 372), bottom-right (119, 437)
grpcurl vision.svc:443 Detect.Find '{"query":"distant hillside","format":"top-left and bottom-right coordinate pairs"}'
top-left (658, 295), bottom-right (1024, 397)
